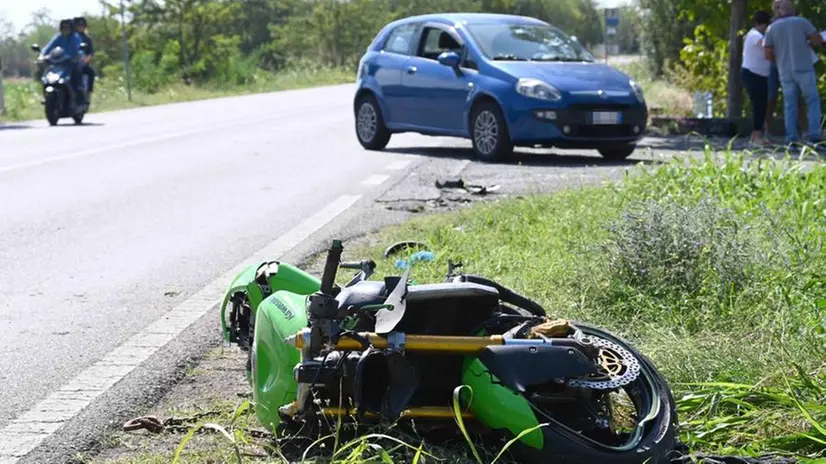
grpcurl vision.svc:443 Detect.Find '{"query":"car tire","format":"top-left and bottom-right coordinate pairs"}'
top-left (598, 144), bottom-right (636, 161)
top-left (355, 94), bottom-right (391, 151)
top-left (470, 101), bottom-right (513, 162)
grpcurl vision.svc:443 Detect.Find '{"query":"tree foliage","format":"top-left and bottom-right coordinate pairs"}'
top-left (1, 0), bottom-right (625, 93)
top-left (639, 0), bottom-right (826, 116)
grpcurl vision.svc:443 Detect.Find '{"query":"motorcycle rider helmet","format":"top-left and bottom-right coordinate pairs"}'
top-left (49, 46), bottom-right (65, 60)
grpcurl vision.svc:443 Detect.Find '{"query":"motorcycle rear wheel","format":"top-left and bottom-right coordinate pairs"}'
top-left (511, 322), bottom-right (679, 464)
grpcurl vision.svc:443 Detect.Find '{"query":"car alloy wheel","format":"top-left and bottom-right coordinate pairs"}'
top-left (357, 101), bottom-right (378, 143)
top-left (474, 110), bottom-right (498, 156)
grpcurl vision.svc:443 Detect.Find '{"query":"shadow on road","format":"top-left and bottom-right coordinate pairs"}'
top-left (53, 121), bottom-right (105, 127)
top-left (0, 123), bottom-right (32, 131)
top-left (385, 146), bottom-right (663, 167)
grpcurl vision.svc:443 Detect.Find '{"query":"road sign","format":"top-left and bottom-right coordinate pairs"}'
top-left (606, 27), bottom-right (617, 36)
top-left (605, 8), bottom-right (620, 28)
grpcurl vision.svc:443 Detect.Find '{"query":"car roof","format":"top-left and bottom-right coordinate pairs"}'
top-left (390, 12), bottom-right (548, 28)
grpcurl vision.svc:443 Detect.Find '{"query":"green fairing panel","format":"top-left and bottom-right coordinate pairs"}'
top-left (252, 290), bottom-right (311, 430)
top-left (220, 262), bottom-right (320, 342)
top-left (462, 358), bottom-right (544, 449)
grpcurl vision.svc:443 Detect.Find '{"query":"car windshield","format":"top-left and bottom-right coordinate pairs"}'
top-left (466, 23), bottom-right (595, 62)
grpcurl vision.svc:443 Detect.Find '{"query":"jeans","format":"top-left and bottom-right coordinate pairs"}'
top-left (740, 67), bottom-right (768, 133)
top-left (779, 70), bottom-right (822, 143)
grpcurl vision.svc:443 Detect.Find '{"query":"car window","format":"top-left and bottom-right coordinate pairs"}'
top-left (383, 23), bottom-right (418, 55)
top-left (417, 27), bottom-right (462, 60)
top-left (466, 23), bottom-right (595, 62)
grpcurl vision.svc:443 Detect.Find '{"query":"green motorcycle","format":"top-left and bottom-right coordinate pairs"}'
top-left (220, 240), bottom-right (678, 463)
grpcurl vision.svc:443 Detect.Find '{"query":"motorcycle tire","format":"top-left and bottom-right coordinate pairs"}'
top-left (45, 93), bottom-right (59, 126)
top-left (510, 322), bottom-right (679, 464)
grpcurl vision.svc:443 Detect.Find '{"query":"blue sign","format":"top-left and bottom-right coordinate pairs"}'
top-left (606, 17), bottom-right (620, 27)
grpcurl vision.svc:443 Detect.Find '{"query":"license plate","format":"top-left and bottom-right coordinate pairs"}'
top-left (592, 111), bottom-right (622, 125)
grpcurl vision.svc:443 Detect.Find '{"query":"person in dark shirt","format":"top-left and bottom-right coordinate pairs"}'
top-left (73, 17), bottom-right (95, 104)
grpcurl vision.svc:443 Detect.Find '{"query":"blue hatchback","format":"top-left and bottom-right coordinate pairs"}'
top-left (353, 13), bottom-right (648, 161)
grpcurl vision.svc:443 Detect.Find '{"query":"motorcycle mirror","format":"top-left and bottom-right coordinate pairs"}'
top-left (374, 266), bottom-right (410, 335)
top-left (31, 44), bottom-right (40, 52)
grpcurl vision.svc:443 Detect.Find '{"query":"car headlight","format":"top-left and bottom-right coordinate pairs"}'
top-left (630, 80), bottom-right (645, 102)
top-left (515, 78), bottom-right (562, 101)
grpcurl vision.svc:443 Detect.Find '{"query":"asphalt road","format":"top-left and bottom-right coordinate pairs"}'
top-left (0, 83), bottom-right (457, 433)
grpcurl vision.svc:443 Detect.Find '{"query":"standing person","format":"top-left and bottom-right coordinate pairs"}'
top-left (763, 0), bottom-right (824, 145)
top-left (741, 10), bottom-right (772, 145)
top-left (73, 17), bottom-right (95, 104)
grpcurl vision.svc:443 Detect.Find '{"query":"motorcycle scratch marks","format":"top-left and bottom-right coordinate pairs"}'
top-left (0, 194), bottom-right (362, 462)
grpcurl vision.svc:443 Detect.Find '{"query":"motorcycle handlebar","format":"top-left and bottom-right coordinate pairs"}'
top-left (339, 262), bottom-right (363, 270)
top-left (319, 240), bottom-right (344, 295)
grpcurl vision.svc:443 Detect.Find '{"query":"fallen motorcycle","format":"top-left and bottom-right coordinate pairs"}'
top-left (220, 240), bottom-right (679, 463)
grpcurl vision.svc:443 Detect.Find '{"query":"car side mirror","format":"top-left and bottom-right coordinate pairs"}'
top-left (438, 51), bottom-right (461, 68)
top-left (31, 44), bottom-right (41, 52)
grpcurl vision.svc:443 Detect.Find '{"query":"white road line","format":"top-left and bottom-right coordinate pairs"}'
top-left (386, 159), bottom-right (412, 171)
top-left (0, 194), bottom-right (362, 462)
top-left (361, 174), bottom-right (390, 186)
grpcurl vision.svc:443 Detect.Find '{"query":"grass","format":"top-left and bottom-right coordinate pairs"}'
top-left (90, 150), bottom-right (826, 463)
top-left (0, 65), bottom-right (353, 122)
top-left (615, 59), bottom-right (694, 118)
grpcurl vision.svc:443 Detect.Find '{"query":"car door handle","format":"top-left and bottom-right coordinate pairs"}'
top-left (406, 66), bottom-right (417, 74)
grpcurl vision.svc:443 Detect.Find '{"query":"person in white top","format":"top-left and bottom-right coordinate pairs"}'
top-left (741, 10), bottom-right (773, 144)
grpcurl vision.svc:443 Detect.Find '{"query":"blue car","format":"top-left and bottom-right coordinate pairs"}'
top-left (353, 13), bottom-right (648, 161)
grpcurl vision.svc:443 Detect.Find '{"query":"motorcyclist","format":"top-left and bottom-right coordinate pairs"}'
top-left (40, 19), bottom-right (84, 104)
top-left (73, 16), bottom-right (95, 104)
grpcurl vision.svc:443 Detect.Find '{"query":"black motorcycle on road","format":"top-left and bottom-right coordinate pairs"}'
top-left (30, 42), bottom-right (90, 126)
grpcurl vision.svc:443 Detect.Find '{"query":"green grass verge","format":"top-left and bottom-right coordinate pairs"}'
top-left (92, 150), bottom-right (826, 463)
top-left (352, 150), bottom-right (826, 459)
top-left (615, 59), bottom-right (694, 117)
top-left (0, 65), bottom-right (353, 122)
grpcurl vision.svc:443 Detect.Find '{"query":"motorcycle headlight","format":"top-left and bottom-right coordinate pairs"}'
top-left (45, 72), bottom-right (60, 84)
top-left (630, 79), bottom-right (645, 102)
top-left (515, 78), bottom-right (562, 101)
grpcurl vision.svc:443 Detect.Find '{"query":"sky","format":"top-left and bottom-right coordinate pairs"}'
top-left (0, 0), bottom-right (105, 33)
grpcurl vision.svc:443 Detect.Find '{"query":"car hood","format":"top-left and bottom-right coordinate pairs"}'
top-left (493, 62), bottom-right (633, 94)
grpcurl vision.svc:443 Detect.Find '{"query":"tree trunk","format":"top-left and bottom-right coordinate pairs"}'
top-left (727, 0), bottom-right (747, 119)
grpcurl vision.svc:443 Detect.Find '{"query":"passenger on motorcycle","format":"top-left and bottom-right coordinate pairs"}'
top-left (73, 17), bottom-right (95, 104)
top-left (40, 19), bottom-right (84, 104)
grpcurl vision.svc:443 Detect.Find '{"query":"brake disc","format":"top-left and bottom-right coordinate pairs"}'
top-left (566, 335), bottom-right (641, 390)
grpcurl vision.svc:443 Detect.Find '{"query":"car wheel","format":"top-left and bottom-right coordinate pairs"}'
top-left (471, 101), bottom-right (513, 162)
top-left (355, 94), bottom-right (391, 151)
top-left (598, 145), bottom-right (636, 161)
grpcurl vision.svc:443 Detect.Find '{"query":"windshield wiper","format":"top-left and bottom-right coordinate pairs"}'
top-left (492, 53), bottom-right (527, 61)
top-left (531, 56), bottom-right (590, 62)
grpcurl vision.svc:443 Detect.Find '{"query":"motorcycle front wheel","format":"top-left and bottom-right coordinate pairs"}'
top-left (512, 322), bottom-right (679, 464)
top-left (45, 92), bottom-right (59, 126)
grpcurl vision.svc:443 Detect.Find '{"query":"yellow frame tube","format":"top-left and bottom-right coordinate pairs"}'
top-left (296, 332), bottom-right (505, 354)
